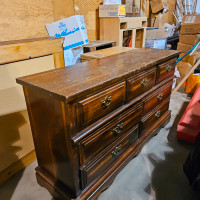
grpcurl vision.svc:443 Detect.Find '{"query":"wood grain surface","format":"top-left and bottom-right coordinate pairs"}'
top-left (0, 37), bottom-right (64, 65)
top-left (17, 48), bottom-right (179, 102)
top-left (0, 0), bottom-right (54, 42)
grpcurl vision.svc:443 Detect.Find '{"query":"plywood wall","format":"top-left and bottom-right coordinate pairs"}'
top-left (73, 0), bottom-right (104, 40)
top-left (0, 0), bottom-right (104, 42)
top-left (0, 0), bottom-right (74, 42)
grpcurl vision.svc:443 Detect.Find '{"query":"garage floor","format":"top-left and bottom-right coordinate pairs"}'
top-left (0, 91), bottom-right (200, 200)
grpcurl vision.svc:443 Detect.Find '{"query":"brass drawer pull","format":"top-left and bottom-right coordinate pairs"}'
top-left (112, 144), bottom-right (122, 157)
top-left (141, 78), bottom-right (148, 87)
top-left (166, 65), bottom-right (172, 72)
top-left (157, 93), bottom-right (163, 101)
top-left (101, 96), bottom-right (112, 108)
top-left (155, 110), bottom-right (161, 118)
top-left (113, 122), bottom-right (124, 135)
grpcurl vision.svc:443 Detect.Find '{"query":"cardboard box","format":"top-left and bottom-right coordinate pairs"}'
top-left (176, 61), bottom-right (192, 85)
top-left (181, 14), bottom-right (200, 34)
top-left (150, 13), bottom-right (165, 27)
top-left (46, 15), bottom-right (88, 50)
top-left (179, 34), bottom-right (200, 46)
top-left (150, 0), bottom-right (168, 13)
top-left (103, 0), bottom-right (121, 4)
top-left (177, 42), bottom-right (200, 53)
top-left (64, 46), bottom-right (83, 67)
top-left (179, 52), bottom-right (200, 66)
top-left (145, 38), bottom-right (167, 49)
top-left (122, 0), bottom-right (141, 16)
top-left (146, 27), bottom-right (167, 39)
top-left (99, 4), bottom-right (126, 17)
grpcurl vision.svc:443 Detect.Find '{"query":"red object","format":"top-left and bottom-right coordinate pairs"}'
top-left (177, 85), bottom-right (200, 143)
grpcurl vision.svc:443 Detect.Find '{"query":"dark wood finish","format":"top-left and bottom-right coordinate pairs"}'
top-left (16, 48), bottom-right (179, 200)
top-left (140, 97), bottom-right (170, 135)
top-left (156, 57), bottom-right (177, 83)
top-left (127, 67), bottom-right (157, 102)
top-left (35, 111), bottom-right (171, 200)
top-left (142, 80), bottom-right (173, 115)
top-left (83, 40), bottom-right (116, 53)
top-left (77, 82), bottom-right (126, 129)
top-left (16, 48), bottom-right (179, 102)
top-left (72, 76), bottom-right (174, 143)
top-left (79, 102), bottom-right (142, 164)
top-left (80, 125), bottom-right (139, 188)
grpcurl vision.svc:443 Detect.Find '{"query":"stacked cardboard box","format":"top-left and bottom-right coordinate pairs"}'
top-left (177, 14), bottom-right (200, 93)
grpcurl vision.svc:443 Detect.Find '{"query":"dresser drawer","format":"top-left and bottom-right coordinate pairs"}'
top-left (79, 102), bottom-right (142, 164)
top-left (77, 82), bottom-right (126, 129)
top-left (142, 80), bottom-right (173, 115)
top-left (157, 58), bottom-right (176, 83)
top-left (127, 67), bottom-right (156, 102)
top-left (80, 124), bottom-right (139, 189)
top-left (140, 97), bottom-right (170, 135)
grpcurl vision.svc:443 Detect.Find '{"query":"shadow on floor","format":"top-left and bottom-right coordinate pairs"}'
top-left (146, 101), bottom-right (200, 200)
top-left (0, 112), bottom-right (27, 200)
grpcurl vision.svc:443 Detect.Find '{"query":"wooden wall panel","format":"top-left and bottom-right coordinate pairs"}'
top-left (73, 0), bottom-right (104, 40)
top-left (0, 0), bottom-right (54, 42)
top-left (52, 0), bottom-right (75, 21)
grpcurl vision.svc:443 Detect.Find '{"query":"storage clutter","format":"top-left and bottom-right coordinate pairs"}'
top-left (46, 15), bottom-right (88, 66)
top-left (176, 14), bottom-right (200, 94)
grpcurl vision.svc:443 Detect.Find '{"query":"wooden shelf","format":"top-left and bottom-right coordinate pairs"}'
top-left (100, 17), bottom-right (147, 48)
top-left (0, 37), bottom-right (65, 68)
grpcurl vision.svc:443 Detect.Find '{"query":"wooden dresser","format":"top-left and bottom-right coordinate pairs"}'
top-left (17, 48), bottom-right (179, 200)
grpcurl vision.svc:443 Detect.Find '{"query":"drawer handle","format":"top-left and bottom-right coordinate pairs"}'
top-left (112, 145), bottom-right (122, 158)
top-left (155, 110), bottom-right (161, 118)
top-left (101, 96), bottom-right (112, 108)
top-left (141, 78), bottom-right (148, 87)
top-left (113, 122), bottom-right (124, 135)
top-left (157, 93), bottom-right (163, 101)
top-left (166, 65), bottom-right (172, 72)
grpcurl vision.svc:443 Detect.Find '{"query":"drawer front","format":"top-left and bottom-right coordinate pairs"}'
top-left (80, 125), bottom-right (139, 189)
top-left (127, 67), bottom-right (156, 102)
top-left (77, 82), bottom-right (126, 129)
top-left (157, 58), bottom-right (176, 83)
top-left (142, 80), bottom-right (173, 115)
top-left (79, 102), bottom-right (142, 164)
top-left (140, 97), bottom-right (170, 135)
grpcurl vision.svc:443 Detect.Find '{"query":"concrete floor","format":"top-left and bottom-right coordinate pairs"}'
top-left (1, 91), bottom-right (200, 200)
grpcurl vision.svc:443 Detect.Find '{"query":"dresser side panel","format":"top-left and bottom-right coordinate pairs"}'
top-left (23, 87), bottom-right (79, 195)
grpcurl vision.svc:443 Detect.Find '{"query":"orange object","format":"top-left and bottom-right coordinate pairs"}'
top-left (185, 73), bottom-right (200, 94)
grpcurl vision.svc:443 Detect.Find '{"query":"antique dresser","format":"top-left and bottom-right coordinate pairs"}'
top-left (17, 48), bottom-right (179, 200)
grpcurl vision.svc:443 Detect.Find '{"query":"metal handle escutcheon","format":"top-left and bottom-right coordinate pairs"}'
top-left (155, 110), bottom-right (161, 118)
top-left (101, 96), bottom-right (112, 108)
top-left (141, 78), bottom-right (148, 86)
top-left (166, 65), bottom-right (172, 72)
top-left (112, 145), bottom-right (122, 157)
top-left (157, 93), bottom-right (163, 101)
top-left (113, 122), bottom-right (124, 135)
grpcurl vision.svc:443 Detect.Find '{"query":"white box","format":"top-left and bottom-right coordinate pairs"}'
top-left (145, 38), bottom-right (167, 49)
top-left (64, 47), bottom-right (83, 67)
top-left (46, 15), bottom-right (88, 50)
top-left (103, 0), bottom-right (121, 5)
top-left (99, 5), bottom-right (126, 17)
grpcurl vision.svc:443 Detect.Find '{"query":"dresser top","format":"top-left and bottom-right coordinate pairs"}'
top-left (17, 48), bottom-right (179, 102)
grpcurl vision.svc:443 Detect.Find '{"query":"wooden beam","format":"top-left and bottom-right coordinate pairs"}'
top-left (0, 37), bottom-right (64, 66)
top-left (53, 52), bottom-right (65, 68)
top-left (172, 60), bottom-right (200, 94)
